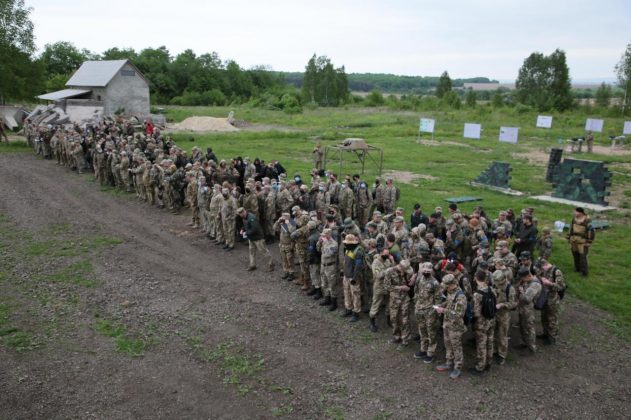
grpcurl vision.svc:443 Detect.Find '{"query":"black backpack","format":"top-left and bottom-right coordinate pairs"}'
top-left (533, 278), bottom-right (549, 310)
top-left (456, 291), bottom-right (473, 325)
top-left (478, 288), bottom-right (497, 319)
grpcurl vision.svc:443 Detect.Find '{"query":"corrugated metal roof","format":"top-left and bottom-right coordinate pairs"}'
top-left (65, 60), bottom-right (128, 87)
top-left (38, 89), bottom-right (92, 101)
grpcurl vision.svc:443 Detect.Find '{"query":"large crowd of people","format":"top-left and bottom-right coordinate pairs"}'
top-left (23, 117), bottom-right (596, 379)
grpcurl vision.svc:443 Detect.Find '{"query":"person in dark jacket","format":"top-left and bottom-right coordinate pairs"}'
top-left (411, 203), bottom-right (429, 229)
top-left (513, 215), bottom-right (538, 258)
top-left (238, 207), bottom-right (274, 272)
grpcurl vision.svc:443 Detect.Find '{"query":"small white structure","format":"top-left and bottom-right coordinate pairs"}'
top-left (37, 60), bottom-right (150, 119)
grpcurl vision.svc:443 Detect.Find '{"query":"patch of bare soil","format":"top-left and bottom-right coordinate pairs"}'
top-left (238, 122), bottom-right (302, 133)
top-left (168, 116), bottom-right (239, 132)
top-left (419, 139), bottom-right (472, 148)
top-left (383, 170), bottom-right (437, 184)
top-left (0, 153), bottom-right (630, 419)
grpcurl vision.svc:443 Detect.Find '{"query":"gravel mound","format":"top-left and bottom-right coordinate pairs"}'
top-left (169, 116), bottom-right (239, 132)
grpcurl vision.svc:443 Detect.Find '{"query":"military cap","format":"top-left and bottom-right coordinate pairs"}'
top-left (435, 206), bottom-right (443, 213)
top-left (291, 205), bottom-right (301, 213)
top-left (479, 261), bottom-right (489, 270)
top-left (322, 228), bottom-right (332, 236)
top-left (446, 219), bottom-right (455, 227)
top-left (309, 210), bottom-right (318, 216)
top-left (448, 203), bottom-right (457, 211)
top-left (517, 267), bottom-right (531, 278)
top-left (343, 217), bottom-right (353, 226)
top-left (366, 238), bottom-right (377, 247)
top-left (479, 241), bottom-right (490, 249)
top-left (442, 274), bottom-right (457, 286)
top-left (492, 270), bottom-right (505, 282)
top-left (519, 251), bottom-right (532, 260)
top-left (221, 188), bottom-right (229, 194)
top-left (421, 262), bottom-right (433, 273)
top-left (575, 207), bottom-right (585, 214)
top-left (396, 207), bottom-right (404, 212)
top-left (394, 216), bottom-right (404, 223)
top-left (542, 226), bottom-right (551, 233)
top-left (399, 259), bottom-right (411, 269)
top-left (236, 207), bottom-right (246, 214)
top-left (373, 210), bottom-right (382, 217)
top-left (425, 232), bottom-right (435, 241)
top-left (496, 226), bottom-right (506, 233)
top-left (307, 221), bottom-right (317, 230)
top-left (417, 223), bottom-right (427, 232)
top-left (366, 221), bottom-right (377, 229)
top-left (343, 234), bottom-right (359, 244)
top-left (386, 176), bottom-right (393, 181)
top-left (185, 163), bottom-right (193, 169)
top-left (282, 212), bottom-right (290, 218)
top-left (414, 203), bottom-right (422, 210)
top-left (495, 240), bottom-right (508, 249)
top-left (493, 257), bottom-right (506, 267)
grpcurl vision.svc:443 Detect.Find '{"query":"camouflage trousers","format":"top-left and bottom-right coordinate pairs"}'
top-left (214, 215), bottom-right (224, 243)
top-left (416, 308), bottom-right (439, 356)
top-left (519, 305), bottom-right (537, 352)
top-left (443, 324), bottom-right (465, 369)
top-left (542, 299), bottom-right (560, 339)
top-left (248, 239), bottom-right (273, 269)
top-left (389, 292), bottom-right (411, 343)
top-left (494, 311), bottom-right (511, 359)
top-left (309, 264), bottom-right (321, 288)
top-left (369, 276), bottom-right (388, 318)
top-left (357, 205), bottom-right (371, 229)
top-left (222, 218), bottom-right (235, 247)
top-left (295, 248), bottom-right (310, 283)
top-left (191, 206), bottom-right (200, 226)
top-left (343, 276), bottom-right (362, 313)
top-left (320, 262), bottom-right (337, 298)
top-left (279, 244), bottom-right (294, 275)
top-left (145, 184), bottom-right (155, 204)
top-left (474, 319), bottom-right (495, 371)
top-left (362, 271), bottom-right (373, 312)
top-left (74, 154), bottom-right (85, 173)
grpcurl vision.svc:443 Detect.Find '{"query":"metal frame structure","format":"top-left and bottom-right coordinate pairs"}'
top-left (323, 139), bottom-right (383, 176)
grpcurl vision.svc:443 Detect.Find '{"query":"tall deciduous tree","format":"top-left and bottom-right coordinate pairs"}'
top-left (595, 82), bottom-right (612, 108)
top-left (301, 54), bottom-right (348, 106)
top-left (615, 41), bottom-right (631, 115)
top-left (515, 49), bottom-right (573, 111)
top-left (435, 71), bottom-right (452, 98)
top-left (40, 41), bottom-right (96, 76)
top-left (0, 0), bottom-right (43, 102)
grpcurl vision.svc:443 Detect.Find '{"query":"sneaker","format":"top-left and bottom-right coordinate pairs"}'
top-left (414, 351), bottom-right (427, 359)
top-left (449, 368), bottom-right (461, 379)
top-left (423, 355), bottom-right (434, 364)
top-left (436, 364), bottom-right (451, 372)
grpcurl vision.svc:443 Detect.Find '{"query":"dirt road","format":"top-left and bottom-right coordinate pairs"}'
top-left (0, 153), bottom-right (630, 419)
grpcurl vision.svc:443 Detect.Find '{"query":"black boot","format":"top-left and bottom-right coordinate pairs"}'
top-left (313, 288), bottom-right (323, 300)
top-left (286, 273), bottom-right (295, 282)
top-left (341, 309), bottom-right (352, 318)
top-left (328, 297), bottom-right (338, 311)
top-left (572, 251), bottom-right (581, 272)
top-left (306, 287), bottom-right (317, 296)
top-left (369, 317), bottom-right (378, 332)
top-left (349, 312), bottom-right (360, 322)
top-left (320, 295), bottom-right (331, 306)
top-left (386, 314), bottom-right (392, 328)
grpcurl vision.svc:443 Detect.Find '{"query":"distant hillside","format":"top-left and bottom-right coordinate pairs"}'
top-left (279, 72), bottom-right (498, 94)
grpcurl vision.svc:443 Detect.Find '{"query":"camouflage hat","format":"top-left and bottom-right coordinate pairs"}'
top-left (366, 221), bottom-right (377, 229)
top-left (309, 210), bottom-right (318, 217)
top-left (519, 251), bottom-right (532, 260)
top-left (435, 206), bottom-right (443, 213)
top-left (282, 212), bottom-right (290, 218)
top-left (492, 270), bottom-right (505, 282)
top-left (425, 232), bottom-right (435, 241)
top-left (291, 205), bottom-right (301, 214)
top-left (322, 228), bottom-right (332, 236)
top-left (542, 226), bottom-right (551, 233)
top-left (185, 163), bottom-right (193, 169)
top-left (307, 221), bottom-right (317, 230)
top-left (493, 257), bottom-right (506, 267)
top-left (417, 223), bottom-right (427, 233)
top-left (442, 274), bottom-right (457, 286)
top-left (496, 226), bottom-right (506, 233)
top-left (366, 238), bottom-right (377, 247)
top-left (221, 188), bottom-right (229, 194)
top-left (396, 207), bottom-right (404, 212)
top-left (236, 207), bottom-right (246, 214)
top-left (343, 217), bottom-right (353, 226)
top-left (495, 240), bottom-right (508, 249)
top-left (394, 216), bottom-right (404, 223)
top-left (373, 211), bottom-right (382, 217)
top-left (479, 241), bottom-right (490, 249)
top-left (399, 259), bottom-right (411, 270)
top-left (446, 219), bottom-right (455, 227)
top-left (343, 234), bottom-right (359, 244)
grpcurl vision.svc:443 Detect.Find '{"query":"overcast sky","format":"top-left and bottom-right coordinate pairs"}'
top-left (27, 0), bottom-right (630, 81)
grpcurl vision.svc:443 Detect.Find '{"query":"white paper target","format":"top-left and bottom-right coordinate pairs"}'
top-left (419, 118), bottom-right (435, 133)
top-left (585, 118), bottom-right (604, 132)
top-left (463, 123), bottom-right (481, 139)
top-left (623, 121), bottom-right (631, 135)
top-left (499, 126), bottom-right (519, 144)
top-left (536, 115), bottom-right (553, 128)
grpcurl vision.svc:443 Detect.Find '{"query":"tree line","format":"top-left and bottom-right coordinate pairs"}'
top-left (1, 0), bottom-right (630, 115)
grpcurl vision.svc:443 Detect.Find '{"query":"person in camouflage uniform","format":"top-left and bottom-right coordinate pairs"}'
top-left (383, 259), bottom-right (413, 345)
top-left (567, 207), bottom-right (594, 277)
top-left (412, 262), bottom-right (441, 363)
top-left (306, 221), bottom-right (322, 298)
top-left (355, 181), bottom-right (372, 228)
top-left (220, 187), bottom-right (237, 251)
top-left (537, 259), bottom-right (566, 345)
top-left (339, 181), bottom-right (355, 221)
top-left (435, 274), bottom-right (467, 379)
top-left (317, 228), bottom-right (339, 310)
top-left (517, 267), bottom-right (542, 353)
top-left (469, 270), bottom-right (496, 375)
top-left (536, 227), bottom-right (553, 260)
top-left (382, 177), bottom-right (397, 215)
top-left (340, 234), bottom-right (364, 322)
top-left (368, 248), bottom-right (393, 332)
top-left (274, 212), bottom-right (296, 281)
top-left (493, 240), bottom-right (518, 283)
top-left (491, 269), bottom-right (517, 365)
top-left (209, 184), bottom-right (223, 241)
top-left (186, 172), bottom-right (200, 228)
top-left (291, 207), bottom-right (311, 290)
top-left (425, 233), bottom-right (446, 266)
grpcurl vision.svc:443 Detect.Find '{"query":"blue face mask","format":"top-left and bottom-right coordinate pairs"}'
top-left (319, 187), bottom-right (324, 192)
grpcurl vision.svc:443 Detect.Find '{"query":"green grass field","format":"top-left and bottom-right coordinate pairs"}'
top-left (163, 104), bottom-right (631, 339)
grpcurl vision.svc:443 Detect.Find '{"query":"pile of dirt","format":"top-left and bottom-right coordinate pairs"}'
top-left (169, 117), bottom-right (239, 132)
top-left (382, 170), bottom-right (437, 184)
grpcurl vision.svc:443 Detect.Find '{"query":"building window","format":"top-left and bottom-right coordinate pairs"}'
top-left (120, 69), bottom-right (135, 77)
top-left (97, 95), bottom-right (102, 101)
